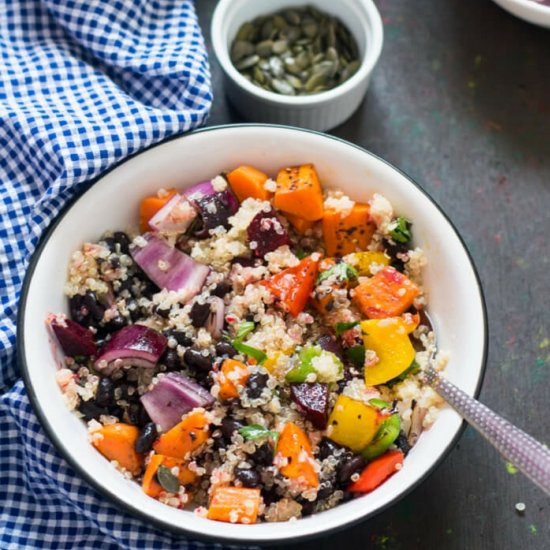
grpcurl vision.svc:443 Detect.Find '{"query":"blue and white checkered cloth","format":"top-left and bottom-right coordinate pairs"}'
top-left (0, 1), bottom-right (250, 548)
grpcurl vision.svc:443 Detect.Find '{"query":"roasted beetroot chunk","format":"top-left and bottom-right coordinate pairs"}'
top-left (290, 382), bottom-right (329, 429)
top-left (317, 334), bottom-right (345, 362)
top-left (48, 314), bottom-right (96, 356)
top-left (140, 372), bottom-right (214, 432)
top-left (247, 208), bottom-right (290, 258)
top-left (184, 181), bottom-right (239, 237)
top-left (94, 324), bottom-right (167, 374)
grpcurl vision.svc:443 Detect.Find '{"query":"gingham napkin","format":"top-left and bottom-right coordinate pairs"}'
top-left (0, 1), bottom-right (250, 548)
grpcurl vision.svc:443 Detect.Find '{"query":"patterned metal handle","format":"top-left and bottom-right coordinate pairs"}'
top-left (423, 367), bottom-right (550, 496)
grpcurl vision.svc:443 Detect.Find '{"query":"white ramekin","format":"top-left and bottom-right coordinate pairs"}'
top-left (211, 0), bottom-right (384, 131)
top-left (491, 0), bottom-right (550, 27)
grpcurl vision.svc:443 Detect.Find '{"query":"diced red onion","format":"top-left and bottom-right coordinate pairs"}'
top-left (148, 193), bottom-right (197, 235)
top-left (140, 372), bottom-right (214, 432)
top-left (205, 296), bottom-right (225, 339)
top-left (94, 324), bottom-right (167, 374)
top-left (130, 233), bottom-right (209, 300)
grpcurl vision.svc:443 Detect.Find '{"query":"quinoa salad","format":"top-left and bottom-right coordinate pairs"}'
top-left (49, 162), bottom-right (444, 524)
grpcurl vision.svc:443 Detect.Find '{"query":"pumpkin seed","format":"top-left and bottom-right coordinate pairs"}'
top-left (272, 39), bottom-right (288, 54)
top-left (326, 47), bottom-right (338, 62)
top-left (256, 40), bottom-right (273, 58)
top-left (283, 57), bottom-right (301, 75)
top-left (269, 56), bottom-right (284, 78)
top-left (231, 40), bottom-right (254, 63)
top-left (235, 54), bottom-right (260, 71)
top-left (284, 9), bottom-right (301, 26)
top-left (261, 19), bottom-right (275, 40)
top-left (271, 78), bottom-right (296, 95)
top-left (295, 51), bottom-right (310, 70)
top-left (253, 66), bottom-right (266, 84)
top-left (286, 74), bottom-right (303, 90)
top-left (302, 18), bottom-right (318, 39)
top-left (305, 66), bottom-right (331, 92)
top-left (272, 14), bottom-right (287, 31)
top-left (156, 465), bottom-right (180, 493)
top-left (236, 22), bottom-right (255, 42)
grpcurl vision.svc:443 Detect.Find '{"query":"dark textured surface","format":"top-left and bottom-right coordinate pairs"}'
top-left (197, 1), bottom-right (550, 548)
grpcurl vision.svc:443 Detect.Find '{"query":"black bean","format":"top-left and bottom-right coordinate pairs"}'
top-left (154, 305), bottom-right (171, 319)
top-left (245, 372), bottom-right (269, 399)
top-left (82, 291), bottom-right (105, 322)
top-left (103, 315), bottom-right (127, 333)
top-left (102, 236), bottom-right (116, 252)
top-left (296, 497), bottom-right (315, 516)
top-left (221, 417), bottom-right (246, 442)
top-left (211, 281), bottom-right (232, 297)
top-left (249, 443), bottom-right (273, 466)
top-left (215, 341), bottom-right (237, 358)
top-left (162, 348), bottom-right (180, 371)
top-left (125, 403), bottom-right (143, 426)
top-left (113, 231), bottom-right (131, 254)
top-left (183, 348), bottom-right (213, 371)
top-left (395, 431), bottom-right (411, 456)
top-left (317, 478), bottom-right (336, 500)
top-left (317, 437), bottom-right (341, 460)
top-left (135, 422), bottom-right (158, 453)
top-left (78, 400), bottom-right (108, 421)
top-left (261, 487), bottom-right (280, 506)
top-left (95, 378), bottom-right (115, 407)
top-left (109, 256), bottom-right (120, 269)
top-left (234, 467), bottom-right (260, 488)
top-left (126, 299), bottom-right (141, 322)
top-left (165, 329), bottom-right (192, 347)
top-left (337, 455), bottom-right (367, 485)
top-left (69, 294), bottom-right (86, 324)
top-left (189, 301), bottom-right (211, 328)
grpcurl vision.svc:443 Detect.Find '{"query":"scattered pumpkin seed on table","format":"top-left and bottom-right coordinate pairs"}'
top-left (229, 6), bottom-right (361, 96)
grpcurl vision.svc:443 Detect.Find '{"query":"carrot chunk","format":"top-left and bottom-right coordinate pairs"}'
top-left (274, 163), bottom-right (324, 221)
top-left (217, 358), bottom-right (249, 400)
top-left (139, 188), bottom-right (177, 233)
top-left (263, 255), bottom-right (319, 317)
top-left (227, 165), bottom-right (271, 203)
top-left (207, 486), bottom-right (262, 524)
top-left (153, 410), bottom-right (210, 460)
top-left (322, 203), bottom-right (376, 256)
top-left (92, 423), bottom-right (143, 475)
top-left (276, 422), bottom-right (319, 488)
top-left (348, 450), bottom-right (404, 493)
top-left (284, 212), bottom-right (315, 235)
top-left (142, 454), bottom-right (197, 498)
top-left (353, 266), bottom-right (420, 318)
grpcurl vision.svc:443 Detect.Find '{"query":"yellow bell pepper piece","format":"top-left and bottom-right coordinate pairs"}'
top-left (352, 251), bottom-right (390, 276)
top-left (327, 395), bottom-right (382, 452)
top-left (361, 318), bottom-right (416, 386)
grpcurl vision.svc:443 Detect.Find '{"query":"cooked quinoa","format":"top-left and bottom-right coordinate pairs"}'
top-left (49, 163), bottom-right (444, 524)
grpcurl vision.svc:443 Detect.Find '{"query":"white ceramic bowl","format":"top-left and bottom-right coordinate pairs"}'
top-left (492, 0), bottom-right (550, 27)
top-left (19, 125), bottom-right (487, 545)
top-left (211, 0), bottom-right (383, 131)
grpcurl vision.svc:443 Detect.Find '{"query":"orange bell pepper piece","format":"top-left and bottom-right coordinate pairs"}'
top-left (263, 255), bottom-right (319, 317)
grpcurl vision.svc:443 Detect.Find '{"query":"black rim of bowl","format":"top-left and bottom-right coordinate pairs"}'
top-left (17, 123), bottom-right (489, 545)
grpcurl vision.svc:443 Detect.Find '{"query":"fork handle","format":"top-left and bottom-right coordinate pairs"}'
top-left (424, 368), bottom-right (550, 496)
